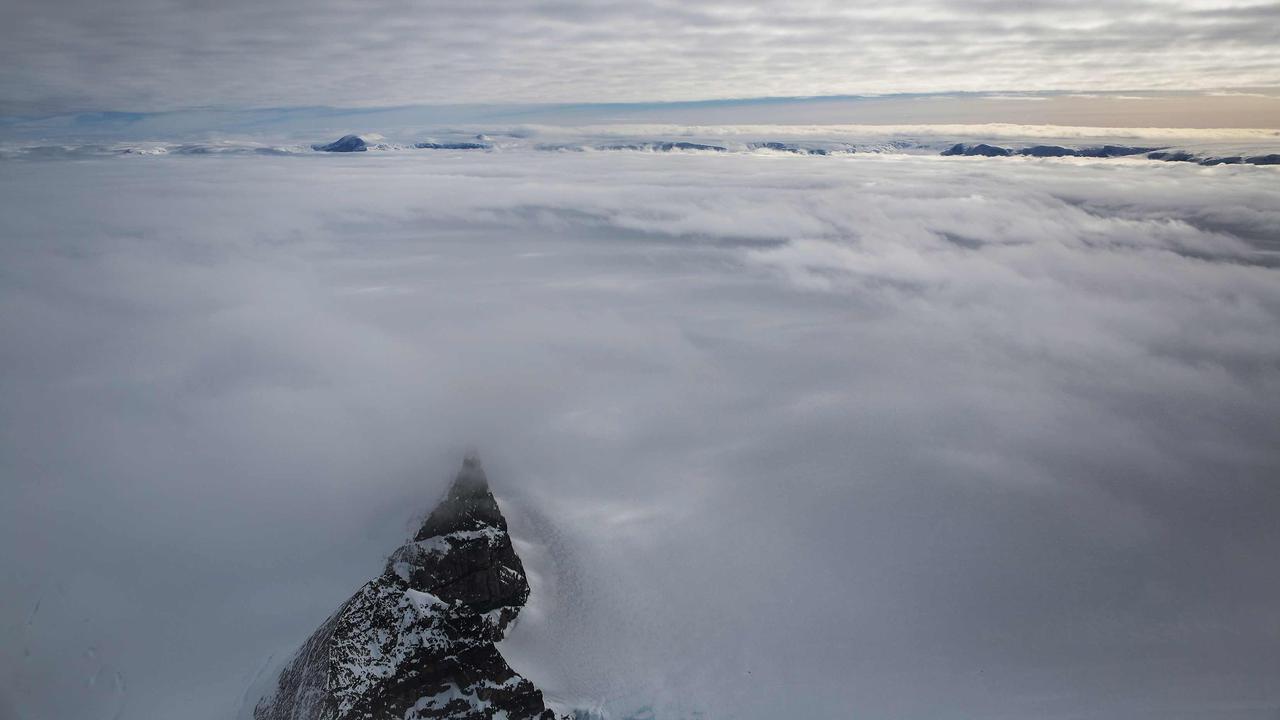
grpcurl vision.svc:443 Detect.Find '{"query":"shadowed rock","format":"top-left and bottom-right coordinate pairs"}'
top-left (312, 135), bottom-right (367, 152)
top-left (951, 143), bottom-right (1160, 159)
top-left (941, 143), bottom-right (1012, 157)
top-left (1018, 145), bottom-right (1075, 157)
top-left (254, 454), bottom-right (555, 720)
top-left (1148, 150), bottom-right (1197, 162)
top-left (1076, 145), bottom-right (1156, 158)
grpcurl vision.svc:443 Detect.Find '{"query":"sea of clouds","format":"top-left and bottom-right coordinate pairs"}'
top-left (2, 149), bottom-right (1279, 720)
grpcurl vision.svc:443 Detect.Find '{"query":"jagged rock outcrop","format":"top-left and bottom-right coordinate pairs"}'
top-left (312, 135), bottom-right (368, 152)
top-left (1146, 149), bottom-right (1197, 162)
top-left (254, 455), bottom-right (556, 720)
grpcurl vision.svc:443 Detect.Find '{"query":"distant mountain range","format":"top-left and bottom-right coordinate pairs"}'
top-left (8, 130), bottom-right (1278, 165)
top-left (939, 142), bottom-right (1280, 165)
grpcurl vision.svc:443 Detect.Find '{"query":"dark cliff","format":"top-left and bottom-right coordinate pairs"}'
top-left (254, 455), bottom-right (556, 720)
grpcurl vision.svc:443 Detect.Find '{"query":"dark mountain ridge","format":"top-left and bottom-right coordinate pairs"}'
top-left (253, 455), bottom-right (556, 720)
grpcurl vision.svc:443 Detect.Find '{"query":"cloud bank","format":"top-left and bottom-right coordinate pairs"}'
top-left (1, 151), bottom-right (1279, 720)
top-left (4, 0), bottom-right (1280, 113)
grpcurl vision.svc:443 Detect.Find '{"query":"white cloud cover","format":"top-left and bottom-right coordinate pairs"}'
top-left (1, 150), bottom-right (1279, 720)
top-left (3, 0), bottom-right (1280, 113)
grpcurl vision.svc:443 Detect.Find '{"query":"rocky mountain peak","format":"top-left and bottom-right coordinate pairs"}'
top-left (253, 456), bottom-right (556, 720)
top-left (311, 134), bottom-right (367, 152)
top-left (414, 452), bottom-right (505, 540)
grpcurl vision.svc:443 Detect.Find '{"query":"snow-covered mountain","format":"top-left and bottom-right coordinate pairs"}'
top-left (252, 455), bottom-right (557, 720)
top-left (311, 135), bottom-right (368, 152)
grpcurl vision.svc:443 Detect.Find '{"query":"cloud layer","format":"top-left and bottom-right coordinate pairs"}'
top-left (4, 0), bottom-right (1280, 113)
top-left (1, 151), bottom-right (1279, 720)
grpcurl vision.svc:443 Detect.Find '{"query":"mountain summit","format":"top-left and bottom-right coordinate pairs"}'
top-left (254, 455), bottom-right (556, 720)
top-left (311, 135), bottom-right (367, 152)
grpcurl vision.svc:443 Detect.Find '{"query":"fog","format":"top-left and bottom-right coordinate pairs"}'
top-left (2, 150), bottom-right (1279, 720)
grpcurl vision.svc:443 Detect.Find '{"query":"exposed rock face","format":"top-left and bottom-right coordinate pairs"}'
top-left (1016, 144), bottom-right (1075, 157)
top-left (1073, 145), bottom-right (1155, 158)
top-left (255, 455), bottom-right (556, 720)
top-left (941, 142), bottom-right (1012, 157)
top-left (312, 135), bottom-right (368, 152)
top-left (1147, 150), bottom-right (1197, 162)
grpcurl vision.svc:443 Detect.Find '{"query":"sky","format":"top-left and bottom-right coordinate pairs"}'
top-left (2, 149), bottom-right (1279, 720)
top-left (2, 0), bottom-right (1280, 116)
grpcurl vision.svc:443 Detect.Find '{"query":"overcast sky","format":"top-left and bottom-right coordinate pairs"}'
top-left (3, 0), bottom-right (1280, 114)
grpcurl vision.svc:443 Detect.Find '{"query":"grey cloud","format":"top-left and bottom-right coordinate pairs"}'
top-left (3, 0), bottom-right (1280, 113)
top-left (1, 149), bottom-right (1278, 720)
